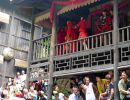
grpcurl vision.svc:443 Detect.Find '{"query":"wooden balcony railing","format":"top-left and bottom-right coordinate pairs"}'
top-left (32, 26), bottom-right (130, 61)
top-left (119, 26), bottom-right (130, 43)
top-left (29, 26), bottom-right (130, 79)
top-left (55, 30), bottom-right (113, 56)
top-left (32, 35), bottom-right (51, 61)
top-left (53, 26), bottom-right (130, 76)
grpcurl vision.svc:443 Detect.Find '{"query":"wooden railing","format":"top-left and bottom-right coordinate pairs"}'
top-left (32, 26), bottom-right (130, 61)
top-left (29, 26), bottom-right (130, 80)
top-left (32, 35), bottom-right (51, 61)
top-left (119, 26), bottom-right (130, 43)
top-left (55, 30), bottom-right (113, 56)
top-left (53, 26), bottom-right (130, 75)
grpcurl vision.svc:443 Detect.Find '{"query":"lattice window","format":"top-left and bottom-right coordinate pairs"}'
top-left (91, 50), bottom-right (113, 66)
top-left (120, 46), bottom-right (130, 61)
top-left (54, 58), bottom-right (70, 71)
top-left (72, 55), bottom-right (89, 69)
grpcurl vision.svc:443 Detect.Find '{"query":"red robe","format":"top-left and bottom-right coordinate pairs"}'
top-left (78, 19), bottom-right (88, 38)
top-left (57, 28), bottom-right (66, 44)
top-left (101, 16), bottom-right (112, 32)
top-left (57, 28), bottom-right (66, 55)
top-left (94, 18), bottom-right (102, 35)
top-left (67, 21), bottom-right (76, 41)
top-left (64, 21), bottom-right (76, 52)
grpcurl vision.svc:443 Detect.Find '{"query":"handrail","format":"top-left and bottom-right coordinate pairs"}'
top-left (33, 34), bottom-right (51, 42)
top-left (32, 25), bottom-right (130, 60)
top-left (56, 30), bottom-right (112, 46)
top-left (55, 26), bottom-right (130, 46)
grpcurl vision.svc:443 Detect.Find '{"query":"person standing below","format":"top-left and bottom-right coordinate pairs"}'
top-left (68, 86), bottom-right (82, 100)
top-left (20, 70), bottom-right (26, 83)
top-left (99, 74), bottom-right (114, 100)
top-left (81, 77), bottom-right (97, 100)
top-left (118, 71), bottom-right (130, 100)
top-left (96, 76), bottom-right (107, 95)
top-left (28, 86), bottom-right (37, 100)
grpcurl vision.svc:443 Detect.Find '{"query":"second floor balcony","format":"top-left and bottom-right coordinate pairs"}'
top-left (29, 25), bottom-right (130, 81)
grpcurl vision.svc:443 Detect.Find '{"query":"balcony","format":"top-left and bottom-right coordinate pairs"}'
top-left (29, 26), bottom-right (130, 81)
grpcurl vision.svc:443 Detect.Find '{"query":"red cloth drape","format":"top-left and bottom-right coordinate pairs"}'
top-left (50, 0), bottom-right (87, 23)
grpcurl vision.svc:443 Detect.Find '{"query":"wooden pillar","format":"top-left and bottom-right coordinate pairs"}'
top-left (48, 6), bottom-right (57, 99)
top-left (113, 0), bottom-right (120, 99)
top-left (26, 8), bottom-right (35, 88)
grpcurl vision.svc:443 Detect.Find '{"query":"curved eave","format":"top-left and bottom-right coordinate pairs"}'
top-left (35, 11), bottom-right (50, 23)
top-left (35, 0), bottom-right (100, 24)
top-left (57, 0), bottom-right (99, 15)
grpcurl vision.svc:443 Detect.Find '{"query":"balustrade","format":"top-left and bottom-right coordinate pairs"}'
top-left (30, 26), bottom-right (130, 78)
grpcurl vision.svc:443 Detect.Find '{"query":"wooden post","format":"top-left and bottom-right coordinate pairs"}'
top-left (26, 8), bottom-right (35, 88)
top-left (48, 6), bottom-right (57, 99)
top-left (113, 0), bottom-right (120, 99)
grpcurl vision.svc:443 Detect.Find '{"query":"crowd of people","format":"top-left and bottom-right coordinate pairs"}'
top-left (0, 71), bottom-right (49, 100)
top-left (0, 70), bottom-right (130, 100)
top-left (57, 9), bottom-right (113, 54)
top-left (52, 70), bottom-right (130, 100)
top-left (65, 71), bottom-right (114, 100)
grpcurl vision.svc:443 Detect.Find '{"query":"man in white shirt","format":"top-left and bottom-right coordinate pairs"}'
top-left (20, 70), bottom-right (26, 83)
top-left (68, 86), bottom-right (82, 100)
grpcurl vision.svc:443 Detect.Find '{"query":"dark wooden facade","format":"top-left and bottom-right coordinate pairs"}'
top-left (26, 0), bottom-right (130, 98)
top-left (0, 0), bottom-right (43, 86)
top-left (28, 0), bottom-right (130, 80)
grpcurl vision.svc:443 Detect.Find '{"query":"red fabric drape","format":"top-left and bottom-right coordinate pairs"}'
top-left (50, 0), bottom-right (87, 23)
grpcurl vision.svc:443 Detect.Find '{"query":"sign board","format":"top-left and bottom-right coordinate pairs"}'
top-left (15, 59), bottom-right (28, 68)
top-left (0, 11), bottom-right (10, 24)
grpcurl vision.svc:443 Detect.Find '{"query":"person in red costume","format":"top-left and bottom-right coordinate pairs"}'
top-left (78, 17), bottom-right (88, 50)
top-left (94, 15), bottom-right (103, 35)
top-left (101, 10), bottom-right (112, 32)
top-left (57, 27), bottom-right (66, 55)
top-left (101, 10), bottom-right (113, 45)
top-left (64, 21), bottom-right (76, 53)
top-left (109, 10), bottom-right (113, 30)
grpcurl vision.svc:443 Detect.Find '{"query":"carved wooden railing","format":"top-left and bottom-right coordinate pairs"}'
top-left (55, 30), bottom-right (113, 56)
top-left (30, 26), bottom-right (130, 79)
top-left (32, 35), bottom-right (51, 61)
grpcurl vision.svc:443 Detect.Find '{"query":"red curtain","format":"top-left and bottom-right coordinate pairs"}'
top-left (50, 0), bottom-right (87, 23)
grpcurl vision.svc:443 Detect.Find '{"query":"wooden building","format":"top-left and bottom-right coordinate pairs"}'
top-left (0, 0), bottom-right (43, 86)
top-left (18, 0), bottom-right (130, 98)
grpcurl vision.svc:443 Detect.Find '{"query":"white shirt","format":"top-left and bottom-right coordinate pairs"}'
top-left (68, 93), bottom-right (77, 100)
top-left (20, 74), bottom-right (26, 82)
top-left (59, 93), bottom-right (64, 100)
top-left (84, 82), bottom-right (96, 100)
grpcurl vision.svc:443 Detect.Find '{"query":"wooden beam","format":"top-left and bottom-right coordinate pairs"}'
top-left (47, 5), bottom-right (57, 100)
top-left (26, 8), bottom-right (35, 88)
top-left (113, 0), bottom-right (120, 99)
